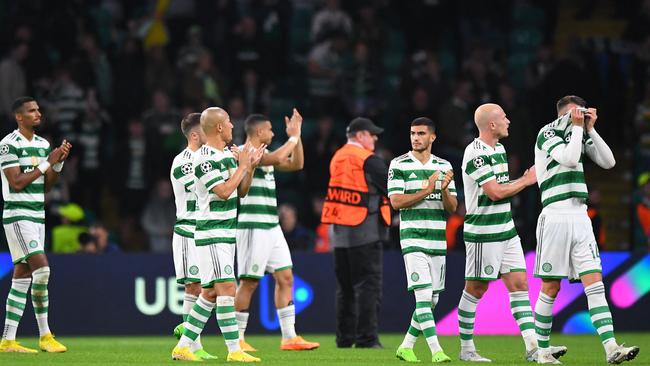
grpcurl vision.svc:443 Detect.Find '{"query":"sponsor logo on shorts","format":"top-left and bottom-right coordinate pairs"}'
top-left (410, 272), bottom-right (419, 282)
top-left (542, 262), bottom-right (553, 273)
top-left (189, 265), bottom-right (199, 276)
top-left (224, 265), bottom-right (233, 275)
top-left (252, 264), bottom-right (259, 273)
top-left (484, 265), bottom-right (494, 275)
top-left (28, 240), bottom-right (38, 249)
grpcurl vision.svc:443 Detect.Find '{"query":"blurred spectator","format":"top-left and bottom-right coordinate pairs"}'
top-left (0, 42), bottom-right (28, 119)
top-left (78, 232), bottom-right (98, 254)
top-left (116, 118), bottom-right (152, 224)
top-left (241, 69), bottom-right (268, 116)
top-left (228, 96), bottom-right (247, 146)
top-left (145, 45), bottom-right (175, 95)
top-left (633, 172), bottom-right (650, 252)
top-left (446, 200), bottom-right (465, 252)
top-left (343, 42), bottom-right (381, 118)
top-left (181, 51), bottom-right (225, 108)
top-left (141, 179), bottom-right (175, 253)
top-left (177, 25), bottom-right (208, 72)
top-left (279, 203), bottom-right (315, 250)
top-left (77, 33), bottom-right (113, 106)
top-left (354, 4), bottom-right (386, 58)
top-left (45, 66), bottom-right (85, 142)
top-left (311, 0), bottom-right (352, 43)
top-left (232, 17), bottom-right (262, 80)
top-left (435, 78), bottom-right (475, 169)
top-left (52, 203), bottom-right (88, 253)
top-left (308, 30), bottom-right (350, 116)
top-left (89, 222), bottom-right (121, 253)
top-left (142, 90), bottom-right (182, 163)
top-left (303, 115), bottom-right (344, 199)
top-left (114, 37), bottom-right (146, 119)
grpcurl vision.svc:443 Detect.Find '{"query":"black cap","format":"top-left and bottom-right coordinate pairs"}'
top-left (346, 117), bottom-right (384, 135)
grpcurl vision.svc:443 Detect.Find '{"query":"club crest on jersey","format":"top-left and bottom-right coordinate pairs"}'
top-left (473, 156), bottom-right (485, 168)
top-left (543, 129), bottom-right (555, 139)
top-left (181, 163), bottom-right (193, 175)
top-left (200, 161), bottom-right (212, 174)
top-left (0, 145), bottom-right (8, 155)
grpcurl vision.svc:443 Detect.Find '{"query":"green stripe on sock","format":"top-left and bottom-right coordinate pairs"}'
top-left (187, 315), bottom-right (206, 329)
top-left (193, 304), bottom-right (212, 318)
top-left (422, 326), bottom-right (436, 338)
top-left (593, 318), bottom-right (613, 329)
top-left (510, 300), bottom-right (530, 308)
top-left (407, 325), bottom-right (420, 337)
top-left (183, 328), bottom-right (199, 341)
top-left (589, 306), bottom-right (610, 316)
top-left (459, 321), bottom-right (474, 329)
top-left (519, 322), bottom-right (535, 331)
top-left (31, 295), bottom-right (48, 302)
top-left (182, 314), bottom-right (188, 322)
top-left (34, 306), bottom-right (48, 314)
top-left (31, 283), bottom-right (47, 291)
top-left (513, 310), bottom-right (533, 320)
top-left (216, 305), bottom-right (235, 313)
top-left (458, 309), bottom-right (475, 318)
top-left (535, 313), bottom-right (553, 323)
top-left (538, 340), bottom-right (549, 348)
top-left (222, 330), bottom-right (239, 340)
top-left (599, 330), bottom-right (615, 343)
top-left (460, 333), bottom-right (473, 340)
top-left (9, 289), bottom-right (27, 298)
top-left (416, 301), bottom-right (432, 309)
top-left (536, 328), bottom-right (551, 336)
top-left (217, 317), bottom-right (238, 327)
top-left (7, 299), bottom-right (26, 310)
top-left (6, 311), bottom-right (22, 322)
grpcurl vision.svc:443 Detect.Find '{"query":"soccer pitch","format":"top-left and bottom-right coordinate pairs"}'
top-left (0, 333), bottom-right (648, 365)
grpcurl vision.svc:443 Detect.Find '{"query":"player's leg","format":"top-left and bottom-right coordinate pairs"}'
top-left (0, 262), bottom-right (36, 353)
top-left (414, 284), bottom-right (448, 363)
top-left (573, 217), bottom-right (639, 364)
top-left (268, 227), bottom-right (319, 350)
top-left (499, 236), bottom-right (537, 356)
top-left (234, 228), bottom-right (265, 351)
top-left (459, 241), bottom-right (492, 362)
top-left (533, 213), bottom-right (568, 364)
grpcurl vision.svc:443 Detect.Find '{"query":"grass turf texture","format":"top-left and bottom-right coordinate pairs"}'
top-left (0, 333), bottom-right (648, 365)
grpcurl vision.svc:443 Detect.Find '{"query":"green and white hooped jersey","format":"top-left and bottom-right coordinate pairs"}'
top-left (238, 150), bottom-right (279, 229)
top-left (535, 113), bottom-right (591, 207)
top-left (462, 138), bottom-right (517, 243)
top-left (170, 148), bottom-right (197, 238)
top-left (193, 145), bottom-right (238, 246)
top-left (387, 152), bottom-right (457, 255)
top-left (0, 131), bottom-right (51, 224)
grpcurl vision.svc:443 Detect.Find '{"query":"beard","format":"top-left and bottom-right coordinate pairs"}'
top-left (411, 144), bottom-right (430, 153)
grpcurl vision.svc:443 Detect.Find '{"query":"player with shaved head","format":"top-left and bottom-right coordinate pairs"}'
top-left (457, 103), bottom-right (566, 362)
top-left (172, 107), bottom-right (264, 363)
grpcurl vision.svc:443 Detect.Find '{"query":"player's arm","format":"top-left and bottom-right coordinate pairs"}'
top-left (276, 139), bottom-right (304, 172)
top-left (236, 144), bottom-right (265, 197)
top-left (440, 170), bottom-right (458, 214)
top-left (44, 141), bottom-right (72, 192)
top-left (583, 108), bottom-right (616, 169)
top-left (3, 144), bottom-right (64, 192)
top-left (540, 109), bottom-right (585, 168)
top-left (481, 167), bottom-right (536, 201)
top-left (389, 169), bottom-right (439, 210)
top-left (261, 108), bottom-right (303, 169)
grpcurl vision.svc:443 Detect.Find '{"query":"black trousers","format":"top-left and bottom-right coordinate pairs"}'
top-left (334, 241), bottom-right (382, 347)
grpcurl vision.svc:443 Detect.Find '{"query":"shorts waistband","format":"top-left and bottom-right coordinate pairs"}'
top-left (541, 204), bottom-right (587, 215)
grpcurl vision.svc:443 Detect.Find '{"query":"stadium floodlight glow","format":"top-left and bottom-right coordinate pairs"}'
top-left (259, 273), bottom-right (313, 330)
top-left (0, 253), bottom-right (12, 280)
top-left (610, 255), bottom-right (650, 308)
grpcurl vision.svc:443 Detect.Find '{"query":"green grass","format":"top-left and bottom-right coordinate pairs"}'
top-left (0, 333), bottom-right (648, 365)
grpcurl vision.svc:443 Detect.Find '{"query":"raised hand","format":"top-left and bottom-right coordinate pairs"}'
top-left (441, 170), bottom-right (454, 190)
top-left (285, 108), bottom-right (303, 138)
top-left (47, 147), bottom-right (64, 165)
top-left (570, 107), bottom-right (584, 127)
top-left (584, 108), bottom-right (597, 132)
top-left (59, 140), bottom-right (72, 162)
top-left (426, 171), bottom-right (440, 193)
top-left (250, 144), bottom-right (267, 167)
top-left (523, 165), bottom-right (537, 186)
top-left (230, 144), bottom-right (240, 161)
top-left (238, 142), bottom-right (253, 169)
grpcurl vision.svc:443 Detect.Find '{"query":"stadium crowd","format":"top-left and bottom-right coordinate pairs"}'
top-left (0, 0), bottom-right (649, 253)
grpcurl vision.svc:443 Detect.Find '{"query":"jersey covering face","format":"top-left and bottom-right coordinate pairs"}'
top-left (534, 113), bottom-right (592, 207)
top-left (170, 148), bottom-right (197, 238)
top-left (238, 149), bottom-right (279, 229)
top-left (0, 131), bottom-right (51, 224)
top-left (462, 138), bottom-right (516, 243)
top-left (387, 151), bottom-right (457, 255)
top-left (193, 145), bottom-right (238, 246)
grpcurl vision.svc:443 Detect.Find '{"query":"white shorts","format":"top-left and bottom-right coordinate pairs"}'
top-left (465, 235), bottom-right (526, 280)
top-left (535, 209), bottom-right (601, 280)
top-left (4, 221), bottom-right (45, 264)
top-left (403, 252), bottom-right (446, 292)
top-left (196, 243), bottom-right (236, 287)
top-left (236, 226), bottom-right (293, 279)
top-left (172, 233), bottom-right (201, 285)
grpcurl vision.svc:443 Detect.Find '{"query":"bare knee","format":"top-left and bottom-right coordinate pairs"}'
top-left (185, 283), bottom-right (201, 297)
top-left (274, 270), bottom-right (293, 290)
top-left (464, 280), bottom-right (489, 299)
top-left (201, 287), bottom-right (217, 302)
top-left (541, 280), bottom-right (561, 298)
top-left (215, 281), bottom-right (237, 297)
top-left (239, 279), bottom-right (260, 293)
